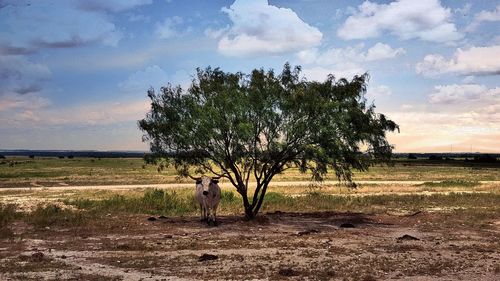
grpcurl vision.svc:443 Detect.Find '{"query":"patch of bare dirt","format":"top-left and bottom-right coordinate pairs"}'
top-left (1, 211), bottom-right (499, 280)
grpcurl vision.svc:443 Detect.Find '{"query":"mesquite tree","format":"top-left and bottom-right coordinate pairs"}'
top-left (138, 64), bottom-right (398, 219)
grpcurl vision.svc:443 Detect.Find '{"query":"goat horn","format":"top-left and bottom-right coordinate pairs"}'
top-left (211, 176), bottom-right (221, 180)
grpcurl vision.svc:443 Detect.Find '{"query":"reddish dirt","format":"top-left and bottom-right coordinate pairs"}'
top-left (1, 211), bottom-right (499, 280)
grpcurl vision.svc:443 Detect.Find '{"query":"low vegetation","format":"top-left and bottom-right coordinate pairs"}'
top-left (1, 160), bottom-right (499, 280)
top-left (418, 179), bottom-right (481, 188)
top-left (1, 157), bottom-right (500, 188)
top-left (2, 187), bottom-right (498, 229)
top-left (0, 204), bottom-right (18, 238)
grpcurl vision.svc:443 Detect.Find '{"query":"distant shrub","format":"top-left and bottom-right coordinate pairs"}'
top-left (428, 155), bottom-right (442, 161)
top-left (28, 155), bottom-right (35, 159)
top-left (67, 155), bottom-right (74, 159)
top-left (474, 155), bottom-right (497, 163)
top-left (0, 155), bottom-right (5, 159)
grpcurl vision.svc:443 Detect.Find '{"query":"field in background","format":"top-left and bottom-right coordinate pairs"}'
top-left (1, 156), bottom-right (500, 188)
top-left (1, 157), bottom-right (499, 280)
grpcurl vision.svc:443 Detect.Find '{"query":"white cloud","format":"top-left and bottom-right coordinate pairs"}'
top-left (466, 5), bottom-right (500, 32)
top-left (155, 16), bottom-right (184, 39)
top-left (337, 0), bottom-right (462, 43)
top-left (416, 45), bottom-right (500, 76)
top-left (297, 43), bottom-right (404, 81)
top-left (365, 43), bottom-right (405, 61)
top-left (387, 109), bottom-right (500, 152)
top-left (297, 43), bottom-right (404, 65)
top-left (301, 65), bottom-right (365, 82)
top-left (204, 27), bottom-right (230, 39)
top-left (0, 56), bottom-right (51, 96)
top-left (387, 82), bottom-right (500, 152)
top-left (216, 0), bottom-right (322, 56)
top-left (429, 84), bottom-right (499, 105)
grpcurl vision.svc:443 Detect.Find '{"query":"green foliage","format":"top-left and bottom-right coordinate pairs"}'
top-left (139, 63), bottom-right (398, 218)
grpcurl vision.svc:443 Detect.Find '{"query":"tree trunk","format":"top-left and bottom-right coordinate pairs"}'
top-left (241, 183), bottom-right (269, 220)
top-left (244, 206), bottom-right (255, 220)
top-left (238, 187), bottom-right (255, 220)
top-left (251, 184), bottom-right (268, 218)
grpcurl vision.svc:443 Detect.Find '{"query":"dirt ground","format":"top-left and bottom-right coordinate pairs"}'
top-left (1, 210), bottom-right (499, 281)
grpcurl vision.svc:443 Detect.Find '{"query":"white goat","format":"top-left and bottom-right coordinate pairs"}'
top-left (192, 175), bottom-right (221, 226)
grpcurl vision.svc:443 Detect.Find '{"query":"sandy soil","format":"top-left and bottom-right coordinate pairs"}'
top-left (1, 211), bottom-right (499, 280)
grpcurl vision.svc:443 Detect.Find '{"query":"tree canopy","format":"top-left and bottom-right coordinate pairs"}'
top-left (139, 64), bottom-right (398, 219)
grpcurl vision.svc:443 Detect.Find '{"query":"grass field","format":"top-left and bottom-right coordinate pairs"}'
top-left (1, 156), bottom-right (500, 188)
top-left (1, 157), bottom-right (499, 280)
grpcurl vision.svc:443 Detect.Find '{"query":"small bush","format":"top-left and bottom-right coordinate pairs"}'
top-left (142, 189), bottom-right (166, 209)
top-left (27, 204), bottom-right (86, 228)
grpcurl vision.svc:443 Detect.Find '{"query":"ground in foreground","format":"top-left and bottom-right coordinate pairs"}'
top-left (1, 210), bottom-right (499, 281)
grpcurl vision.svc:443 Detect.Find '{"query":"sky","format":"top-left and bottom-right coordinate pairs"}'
top-left (0, 0), bottom-right (499, 152)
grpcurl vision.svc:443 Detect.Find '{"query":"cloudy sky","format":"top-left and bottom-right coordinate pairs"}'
top-left (0, 0), bottom-right (499, 152)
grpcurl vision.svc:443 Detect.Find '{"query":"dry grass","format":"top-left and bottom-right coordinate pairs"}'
top-left (2, 157), bottom-right (500, 188)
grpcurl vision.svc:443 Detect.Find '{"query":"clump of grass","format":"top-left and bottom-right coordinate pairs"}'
top-left (66, 188), bottom-right (197, 216)
top-left (419, 180), bottom-right (480, 188)
top-left (220, 190), bottom-right (236, 203)
top-left (0, 204), bottom-right (18, 238)
top-left (260, 192), bottom-right (500, 214)
top-left (23, 188), bottom-right (500, 225)
top-left (26, 204), bottom-right (87, 228)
